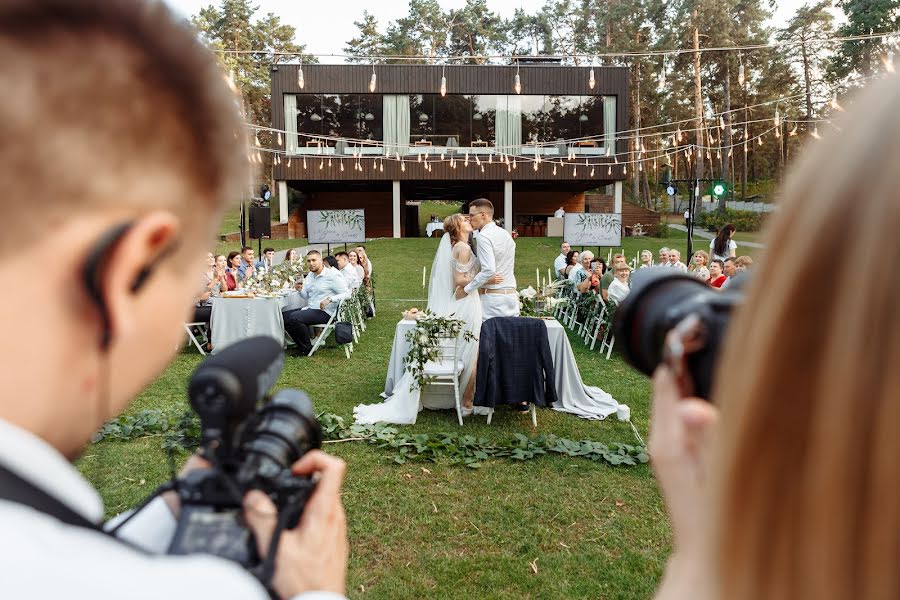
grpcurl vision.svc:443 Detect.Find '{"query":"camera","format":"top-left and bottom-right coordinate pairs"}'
top-left (167, 336), bottom-right (321, 589)
top-left (613, 268), bottom-right (744, 400)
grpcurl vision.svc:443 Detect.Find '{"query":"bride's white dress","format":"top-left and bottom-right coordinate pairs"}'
top-left (353, 235), bottom-right (482, 425)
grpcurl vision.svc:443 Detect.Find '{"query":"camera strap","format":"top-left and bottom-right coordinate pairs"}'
top-left (0, 463), bottom-right (148, 554)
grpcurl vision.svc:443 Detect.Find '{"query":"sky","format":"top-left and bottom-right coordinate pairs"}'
top-left (164, 0), bottom-right (836, 63)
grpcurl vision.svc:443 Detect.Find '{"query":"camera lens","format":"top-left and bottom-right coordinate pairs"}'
top-left (241, 389), bottom-right (321, 476)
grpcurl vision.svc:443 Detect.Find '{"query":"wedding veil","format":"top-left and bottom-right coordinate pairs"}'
top-left (427, 233), bottom-right (454, 315)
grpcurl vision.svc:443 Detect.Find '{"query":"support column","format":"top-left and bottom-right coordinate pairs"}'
top-left (277, 181), bottom-right (288, 224)
top-left (392, 180), bottom-right (401, 238)
top-left (504, 180), bottom-right (513, 233)
top-left (613, 181), bottom-right (623, 214)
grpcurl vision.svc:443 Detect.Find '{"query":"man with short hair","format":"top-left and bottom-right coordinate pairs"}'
top-left (554, 242), bottom-right (571, 278)
top-left (458, 198), bottom-right (518, 318)
top-left (553, 206), bottom-right (565, 218)
top-left (255, 246), bottom-right (275, 272)
top-left (668, 249), bottom-right (688, 272)
top-left (0, 2), bottom-right (348, 598)
top-left (335, 251), bottom-right (360, 289)
top-left (658, 247), bottom-right (671, 266)
top-left (237, 246), bottom-right (256, 281)
top-left (721, 256), bottom-right (737, 289)
top-left (283, 251), bottom-right (351, 356)
top-left (601, 254), bottom-right (627, 301)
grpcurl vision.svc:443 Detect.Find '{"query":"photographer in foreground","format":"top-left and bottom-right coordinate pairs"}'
top-left (0, 1), bottom-right (348, 598)
top-left (647, 68), bottom-right (900, 598)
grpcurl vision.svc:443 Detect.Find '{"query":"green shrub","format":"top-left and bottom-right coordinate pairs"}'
top-left (650, 222), bottom-right (670, 238)
top-left (695, 208), bottom-right (767, 233)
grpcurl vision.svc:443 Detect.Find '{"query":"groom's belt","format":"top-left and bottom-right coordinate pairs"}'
top-left (479, 287), bottom-right (518, 295)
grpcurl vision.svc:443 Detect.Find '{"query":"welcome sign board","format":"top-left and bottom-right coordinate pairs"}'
top-left (563, 213), bottom-right (622, 246)
top-left (307, 209), bottom-right (366, 244)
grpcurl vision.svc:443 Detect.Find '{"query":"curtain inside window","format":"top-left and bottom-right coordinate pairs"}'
top-left (495, 95), bottom-right (522, 155)
top-left (603, 96), bottom-right (617, 156)
top-left (284, 94), bottom-right (298, 154)
top-left (383, 95), bottom-right (410, 155)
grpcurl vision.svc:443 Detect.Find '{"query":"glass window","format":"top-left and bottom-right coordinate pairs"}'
top-left (295, 94), bottom-right (324, 142)
top-left (409, 94), bottom-right (437, 143)
top-left (471, 94), bottom-right (499, 147)
top-left (322, 94), bottom-right (357, 140)
top-left (520, 95), bottom-right (549, 145)
top-left (356, 94), bottom-right (383, 142)
top-left (434, 95), bottom-right (471, 147)
top-left (578, 95), bottom-right (605, 138)
top-left (546, 95), bottom-right (582, 142)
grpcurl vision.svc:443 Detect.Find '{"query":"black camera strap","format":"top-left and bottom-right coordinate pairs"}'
top-left (0, 463), bottom-right (149, 554)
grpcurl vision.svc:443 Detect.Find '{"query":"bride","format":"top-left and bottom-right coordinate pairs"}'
top-left (354, 214), bottom-right (499, 425)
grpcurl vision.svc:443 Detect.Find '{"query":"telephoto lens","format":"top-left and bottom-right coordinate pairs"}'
top-left (613, 268), bottom-right (743, 400)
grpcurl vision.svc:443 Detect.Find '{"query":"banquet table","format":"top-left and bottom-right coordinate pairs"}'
top-left (210, 292), bottom-right (306, 354)
top-left (383, 318), bottom-right (619, 419)
top-left (425, 222), bottom-right (444, 238)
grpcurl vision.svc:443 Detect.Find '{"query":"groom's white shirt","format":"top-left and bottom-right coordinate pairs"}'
top-left (464, 221), bottom-right (517, 294)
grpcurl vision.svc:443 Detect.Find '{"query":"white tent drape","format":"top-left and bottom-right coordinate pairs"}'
top-left (495, 95), bottom-right (522, 155)
top-left (603, 96), bottom-right (617, 156)
top-left (383, 95), bottom-right (410, 155)
top-left (284, 94), bottom-right (298, 154)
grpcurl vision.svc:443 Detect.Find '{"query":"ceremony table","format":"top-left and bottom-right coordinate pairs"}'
top-left (383, 318), bottom-right (619, 419)
top-left (209, 292), bottom-right (306, 354)
top-left (425, 222), bottom-right (444, 238)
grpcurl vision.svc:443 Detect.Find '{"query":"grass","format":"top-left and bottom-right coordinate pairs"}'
top-left (76, 234), bottom-right (697, 599)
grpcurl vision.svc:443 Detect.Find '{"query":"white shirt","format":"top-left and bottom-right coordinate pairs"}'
top-left (300, 268), bottom-right (351, 316)
top-left (553, 253), bottom-right (567, 277)
top-left (340, 263), bottom-right (361, 289)
top-left (553, 208), bottom-right (565, 218)
top-left (567, 263), bottom-right (585, 282)
top-left (608, 278), bottom-right (630, 304)
top-left (465, 222), bottom-right (517, 294)
top-left (709, 238), bottom-right (737, 261)
top-left (0, 418), bottom-right (344, 600)
top-left (669, 261), bottom-right (688, 273)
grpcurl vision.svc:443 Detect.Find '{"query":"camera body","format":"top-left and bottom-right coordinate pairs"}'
top-left (166, 338), bottom-right (321, 585)
top-left (613, 268), bottom-right (744, 399)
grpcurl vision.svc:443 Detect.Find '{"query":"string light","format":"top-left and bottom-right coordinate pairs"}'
top-left (276, 132), bottom-right (282, 146)
top-left (789, 124), bottom-right (798, 136)
top-left (533, 160), bottom-right (538, 171)
top-left (884, 49), bottom-right (896, 73)
top-left (830, 92), bottom-right (843, 111)
top-left (369, 64), bottom-right (377, 92)
top-left (298, 60), bottom-right (305, 89)
top-left (401, 160), bottom-right (406, 172)
top-left (514, 62), bottom-right (521, 94)
top-left (810, 126), bottom-right (821, 139)
top-left (440, 65), bottom-right (447, 97)
top-left (737, 55), bottom-right (745, 87)
top-left (774, 108), bottom-right (781, 128)
top-left (588, 64), bottom-right (595, 90)
top-left (464, 152), bottom-right (469, 167)
top-left (287, 157), bottom-right (291, 167)
top-left (302, 157), bottom-right (307, 169)
top-left (552, 164), bottom-right (557, 175)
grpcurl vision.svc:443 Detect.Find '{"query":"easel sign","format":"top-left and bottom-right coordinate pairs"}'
top-left (563, 213), bottom-right (622, 247)
top-left (307, 209), bottom-right (366, 244)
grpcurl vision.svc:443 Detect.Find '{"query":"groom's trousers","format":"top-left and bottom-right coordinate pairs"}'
top-left (479, 289), bottom-right (520, 319)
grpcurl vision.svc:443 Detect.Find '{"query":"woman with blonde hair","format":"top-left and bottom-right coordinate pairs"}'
top-left (689, 250), bottom-right (709, 271)
top-left (651, 72), bottom-right (900, 600)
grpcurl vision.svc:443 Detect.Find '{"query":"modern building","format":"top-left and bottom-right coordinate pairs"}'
top-left (269, 62), bottom-right (629, 238)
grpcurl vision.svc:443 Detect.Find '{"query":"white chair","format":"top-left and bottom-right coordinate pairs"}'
top-left (183, 322), bottom-right (209, 355)
top-left (308, 301), bottom-right (346, 358)
top-left (486, 403), bottom-right (537, 428)
top-left (422, 334), bottom-right (465, 426)
top-left (598, 300), bottom-right (617, 359)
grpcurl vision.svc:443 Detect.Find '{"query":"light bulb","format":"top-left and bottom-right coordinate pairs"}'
top-left (369, 68), bottom-right (377, 93)
top-left (883, 50), bottom-right (896, 73)
top-left (774, 109), bottom-right (781, 128)
top-left (287, 158), bottom-right (291, 168)
top-left (464, 153), bottom-right (469, 167)
top-left (789, 124), bottom-right (798, 136)
top-left (608, 165), bottom-right (612, 175)
top-left (830, 93), bottom-right (843, 111)
top-left (298, 66), bottom-right (305, 89)
top-left (302, 157), bottom-right (307, 169)
top-left (737, 63), bottom-right (745, 87)
top-left (340, 161), bottom-right (344, 172)
top-left (512, 160), bottom-right (517, 170)
top-left (573, 166), bottom-right (577, 176)
top-left (588, 67), bottom-right (595, 90)
top-left (401, 161), bottom-right (406, 172)
top-left (590, 166), bottom-right (595, 177)
top-left (533, 161), bottom-right (538, 171)
top-left (255, 135), bottom-right (261, 147)
top-left (277, 132), bottom-right (282, 146)
top-left (775, 127), bottom-right (781, 138)
top-left (811, 127), bottom-right (821, 140)
top-left (623, 164), bottom-right (627, 175)
top-left (480, 165), bottom-right (485, 173)
top-left (659, 68), bottom-right (666, 89)
top-left (514, 73), bottom-right (521, 94)
top-left (552, 164), bottom-right (557, 175)
top-left (719, 116), bottom-right (725, 131)
top-left (440, 74), bottom-right (447, 97)
top-left (758, 136), bottom-right (763, 146)
top-left (379, 161), bottom-right (384, 173)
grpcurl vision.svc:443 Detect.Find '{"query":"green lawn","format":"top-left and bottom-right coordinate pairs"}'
top-left (77, 234), bottom-right (693, 599)
top-left (417, 200), bottom-right (463, 236)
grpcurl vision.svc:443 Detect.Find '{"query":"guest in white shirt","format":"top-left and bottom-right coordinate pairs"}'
top-left (668, 249), bottom-right (689, 272)
top-left (607, 263), bottom-right (632, 304)
top-left (639, 249), bottom-right (653, 268)
top-left (658, 247), bottom-right (671, 266)
top-left (283, 251), bottom-right (351, 356)
top-left (335, 251), bottom-right (360, 289)
top-left (554, 242), bottom-right (571, 278)
top-left (354, 245), bottom-right (373, 279)
top-left (0, 3), bottom-right (349, 599)
top-left (553, 206), bottom-right (565, 218)
top-left (348, 250), bottom-right (365, 280)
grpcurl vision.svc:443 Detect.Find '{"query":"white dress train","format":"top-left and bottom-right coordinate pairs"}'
top-left (353, 237), bottom-right (482, 425)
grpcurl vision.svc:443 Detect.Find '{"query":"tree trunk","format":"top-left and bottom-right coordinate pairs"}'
top-left (719, 60), bottom-right (732, 212)
top-left (693, 24), bottom-right (704, 213)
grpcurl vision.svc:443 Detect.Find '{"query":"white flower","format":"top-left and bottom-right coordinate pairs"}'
top-left (271, 279), bottom-right (281, 288)
top-left (417, 331), bottom-right (429, 345)
top-left (518, 301), bottom-right (525, 310)
top-left (519, 286), bottom-right (537, 300)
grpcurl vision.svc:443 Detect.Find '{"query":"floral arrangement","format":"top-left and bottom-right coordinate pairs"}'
top-left (519, 281), bottom-right (568, 317)
top-left (403, 310), bottom-right (477, 391)
top-left (244, 261), bottom-right (305, 296)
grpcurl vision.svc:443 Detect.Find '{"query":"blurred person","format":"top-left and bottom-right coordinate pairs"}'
top-left (225, 251), bottom-right (241, 291)
top-left (694, 266), bottom-right (711, 282)
top-left (669, 249), bottom-right (688, 272)
top-left (255, 246), bottom-right (275, 272)
top-left (237, 246), bottom-right (255, 282)
top-left (323, 255), bottom-right (338, 270)
top-left (659, 247), bottom-right (671, 266)
top-left (554, 241), bottom-right (571, 277)
top-left (710, 223), bottom-right (737, 261)
top-left (285, 248), bottom-right (300, 264)
top-left (606, 263), bottom-right (631, 304)
top-left (734, 255), bottom-right (753, 272)
top-left (0, 1), bottom-right (348, 599)
top-left (553, 206), bottom-right (565, 218)
top-left (354, 245), bottom-right (372, 279)
top-left (708, 259), bottom-right (727, 288)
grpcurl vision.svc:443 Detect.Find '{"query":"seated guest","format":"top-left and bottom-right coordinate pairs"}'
top-left (236, 245), bottom-right (255, 282)
top-left (193, 253), bottom-right (224, 351)
top-left (694, 266), bottom-right (711, 282)
top-left (324, 255), bottom-right (338, 270)
top-left (720, 256), bottom-right (737, 289)
top-left (562, 250), bottom-right (579, 278)
top-left (255, 246), bottom-right (275, 272)
top-left (212, 254), bottom-right (228, 293)
top-left (639, 249), bottom-right (653, 268)
top-left (283, 251), bottom-right (351, 356)
top-left (659, 247), bottom-right (671, 266)
top-left (708, 259), bottom-right (727, 288)
top-left (554, 241), bottom-right (571, 278)
top-left (735, 255), bottom-right (753, 272)
top-left (285, 248), bottom-right (300, 264)
top-left (690, 249), bottom-right (709, 272)
top-left (225, 251), bottom-right (241, 291)
top-left (201, 252), bottom-right (226, 298)
top-left (348, 250), bottom-right (365, 280)
top-left (335, 251), bottom-right (360, 289)
top-left (668, 249), bottom-right (688, 272)
top-left (570, 250), bottom-right (594, 291)
top-left (355, 245), bottom-right (373, 278)
top-left (601, 253), bottom-right (627, 301)
top-left (578, 256), bottom-right (604, 294)
top-left (607, 263), bottom-right (631, 304)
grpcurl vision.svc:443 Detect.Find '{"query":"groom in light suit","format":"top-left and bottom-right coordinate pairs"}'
top-left (456, 198), bottom-right (519, 319)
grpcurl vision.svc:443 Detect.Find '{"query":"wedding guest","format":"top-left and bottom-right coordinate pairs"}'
top-left (694, 266), bottom-right (711, 282)
top-left (348, 250), bottom-right (365, 280)
top-left (571, 250), bottom-right (594, 292)
top-left (708, 259), bottom-right (727, 288)
top-left (668, 249), bottom-right (688, 272)
top-left (607, 263), bottom-right (631, 304)
top-left (553, 206), bottom-right (565, 218)
top-left (562, 250), bottom-right (580, 278)
top-left (195, 253), bottom-right (224, 331)
top-left (209, 253), bottom-right (228, 295)
top-left (640, 249), bottom-right (653, 268)
top-left (710, 223), bottom-right (738, 261)
top-left (237, 246), bottom-right (255, 281)
top-left (601, 253), bottom-right (627, 301)
top-left (659, 247), bottom-right (671, 266)
top-left (323, 255), bottom-right (338, 269)
top-left (225, 251), bottom-right (241, 291)
top-left (734, 255), bottom-right (753, 272)
top-left (255, 246), bottom-right (275, 272)
top-left (690, 250), bottom-right (710, 272)
top-left (283, 250), bottom-right (351, 356)
top-left (554, 241), bottom-right (571, 277)
top-left (355, 245), bottom-right (373, 278)
top-left (335, 251), bottom-right (360, 289)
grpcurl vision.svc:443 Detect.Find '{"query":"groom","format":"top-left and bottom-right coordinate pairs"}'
top-left (456, 198), bottom-right (519, 318)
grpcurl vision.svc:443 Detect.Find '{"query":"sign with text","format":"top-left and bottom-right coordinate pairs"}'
top-left (307, 209), bottom-right (366, 244)
top-left (563, 213), bottom-right (622, 246)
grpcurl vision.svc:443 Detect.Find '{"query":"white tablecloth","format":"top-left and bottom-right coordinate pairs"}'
top-left (210, 292), bottom-right (306, 354)
top-left (384, 318), bottom-right (619, 419)
top-left (425, 222), bottom-right (444, 237)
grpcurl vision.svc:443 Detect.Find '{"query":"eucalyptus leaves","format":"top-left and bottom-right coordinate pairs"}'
top-left (244, 261), bottom-right (304, 296)
top-left (402, 310), bottom-right (477, 391)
